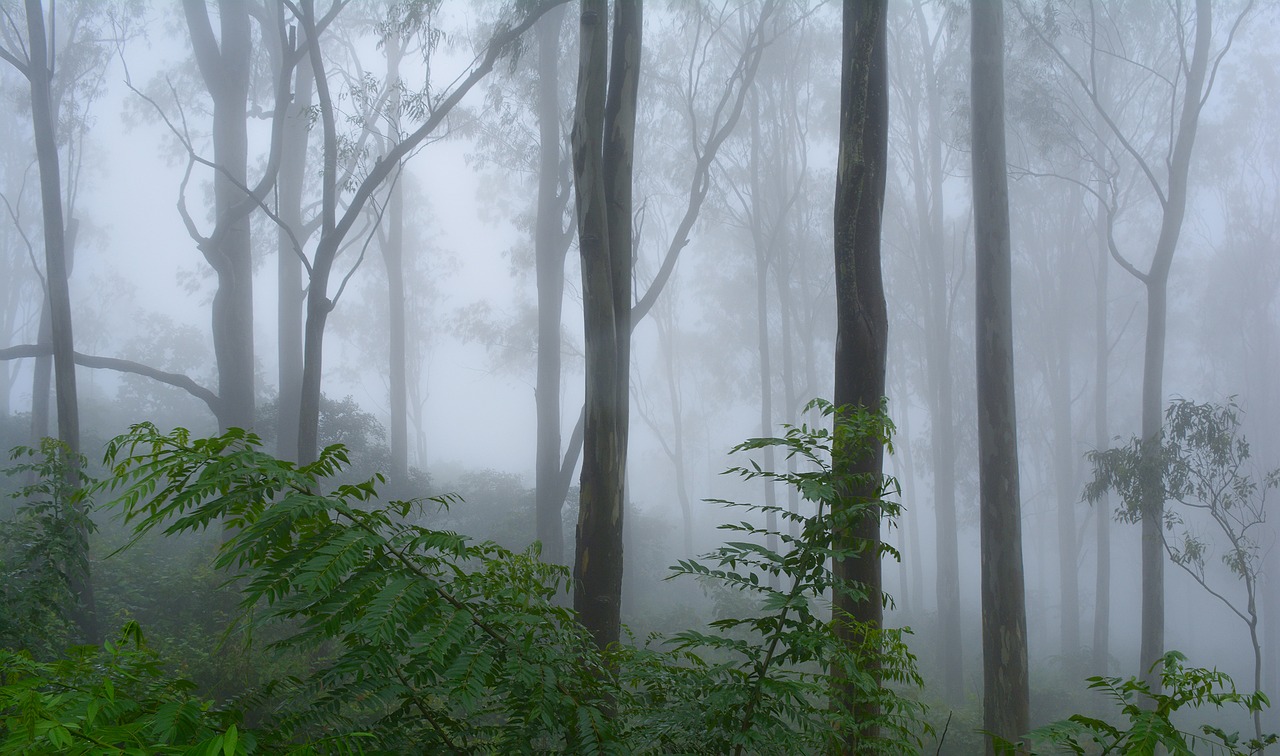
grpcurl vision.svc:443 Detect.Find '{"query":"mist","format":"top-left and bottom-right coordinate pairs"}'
top-left (2, 1), bottom-right (1278, 752)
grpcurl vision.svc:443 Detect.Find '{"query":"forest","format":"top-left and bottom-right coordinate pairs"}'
top-left (1, 0), bottom-right (1279, 753)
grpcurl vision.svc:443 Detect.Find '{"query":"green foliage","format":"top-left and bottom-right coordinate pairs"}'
top-left (99, 423), bottom-right (616, 753)
top-left (0, 439), bottom-right (94, 657)
top-left (1002, 651), bottom-right (1277, 755)
top-left (1, 403), bottom-right (928, 753)
top-left (619, 400), bottom-right (928, 754)
top-left (0, 621), bottom-right (247, 755)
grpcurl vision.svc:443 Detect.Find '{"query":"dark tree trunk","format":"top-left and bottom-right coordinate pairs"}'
top-left (831, 0), bottom-right (889, 748)
top-left (971, 2), bottom-right (1029, 749)
top-left (571, 0), bottom-right (640, 653)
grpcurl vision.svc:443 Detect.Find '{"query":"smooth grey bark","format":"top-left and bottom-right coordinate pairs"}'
top-left (570, 0), bottom-right (640, 653)
top-left (831, 0), bottom-right (889, 748)
top-left (382, 30), bottom-right (409, 484)
top-left (274, 33), bottom-right (313, 463)
top-left (29, 298), bottom-right (51, 439)
top-left (903, 0), bottom-right (964, 698)
top-left (184, 0), bottom-right (255, 432)
top-left (1091, 177), bottom-right (1111, 676)
top-left (747, 100), bottom-right (779, 580)
top-left (1045, 190), bottom-right (1082, 666)
top-left (1024, 0), bottom-right (1246, 693)
top-left (533, 3), bottom-right (575, 564)
top-left (971, 1), bottom-right (1029, 749)
top-left (2, 0), bottom-right (97, 643)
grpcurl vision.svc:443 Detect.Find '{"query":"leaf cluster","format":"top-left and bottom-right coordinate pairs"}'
top-left (0, 439), bottom-right (94, 657)
top-left (1005, 651), bottom-right (1278, 755)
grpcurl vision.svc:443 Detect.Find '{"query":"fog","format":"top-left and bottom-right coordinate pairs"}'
top-left (2, 0), bottom-right (1279, 749)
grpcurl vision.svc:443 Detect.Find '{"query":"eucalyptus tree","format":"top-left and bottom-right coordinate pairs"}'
top-left (831, 0), bottom-right (889, 746)
top-left (569, 0), bottom-right (640, 652)
top-left (0, 0), bottom-right (131, 643)
top-left (884, 0), bottom-right (968, 699)
top-left (971, 0), bottom-right (1029, 748)
top-left (1019, 0), bottom-right (1256, 692)
top-left (292, 0), bottom-right (568, 464)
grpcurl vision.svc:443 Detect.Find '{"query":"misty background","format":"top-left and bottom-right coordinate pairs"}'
top-left (2, 0), bottom-right (1278, 743)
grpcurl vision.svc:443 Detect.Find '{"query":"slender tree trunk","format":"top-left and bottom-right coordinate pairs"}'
top-left (971, 1), bottom-right (1029, 749)
top-left (831, 1), bottom-right (889, 748)
top-left (749, 104), bottom-right (780, 582)
top-left (277, 43), bottom-right (312, 462)
top-left (907, 0), bottom-right (963, 698)
top-left (383, 32), bottom-right (409, 484)
top-left (29, 298), bottom-right (51, 439)
top-left (1091, 182), bottom-right (1111, 676)
top-left (656, 310), bottom-right (695, 558)
top-left (23, 0), bottom-right (97, 644)
top-left (535, 4), bottom-right (572, 563)
top-left (571, 0), bottom-right (640, 652)
top-left (1050, 206), bottom-right (1080, 667)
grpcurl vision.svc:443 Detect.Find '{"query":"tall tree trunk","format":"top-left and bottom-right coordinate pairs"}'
top-left (185, 0), bottom-right (255, 432)
top-left (971, 1), bottom-right (1029, 749)
top-left (1091, 181), bottom-right (1111, 676)
top-left (571, 0), bottom-right (640, 653)
top-left (535, 4), bottom-right (572, 564)
top-left (383, 31), bottom-right (409, 484)
top-left (749, 102), bottom-right (779, 582)
top-left (1133, 0), bottom-right (1212, 693)
top-left (907, 0), bottom-right (963, 697)
top-left (23, 0), bottom-right (96, 644)
top-left (831, 0), bottom-right (888, 748)
top-left (277, 40), bottom-right (312, 462)
top-left (29, 298), bottom-right (51, 439)
top-left (1050, 202), bottom-right (1080, 667)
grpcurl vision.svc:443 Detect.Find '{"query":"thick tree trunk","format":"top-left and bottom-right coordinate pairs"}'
top-left (534, 4), bottom-right (572, 564)
top-left (971, 1), bottom-right (1029, 749)
top-left (184, 0), bottom-right (255, 433)
top-left (571, 0), bottom-right (640, 653)
top-left (831, 1), bottom-right (888, 748)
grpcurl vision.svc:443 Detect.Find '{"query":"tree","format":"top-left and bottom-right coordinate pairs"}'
top-left (293, 0), bottom-right (566, 464)
top-left (971, 0), bottom-right (1029, 749)
top-left (181, 0), bottom-right (257, 432)
top-left (1019, 0), bottom-right (1255, 692)
top-left (569, 0), bottom-right (640, 652)
top-left (830, 0), bottom-right (889, 747)
top-left (0, 0), bottom-right (97, 644)
top-left (531, 3), bottom-right (577, 564)
top-left (1087, 399), bottom-right (1276, 741)
top-left (885, 0), bottom-right (967, 698)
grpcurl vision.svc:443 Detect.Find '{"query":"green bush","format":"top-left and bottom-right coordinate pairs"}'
top-left (3, 403), bottom-right (929, 753)
top-left (1001, 650), bottom-right (1277, 755)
